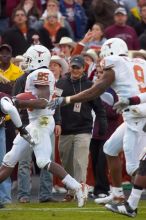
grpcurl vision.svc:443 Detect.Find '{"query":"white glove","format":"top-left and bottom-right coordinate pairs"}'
top-left (47, 97), bottom-right (65, 110)
top-left (113, 97), bottom-right (130, 114)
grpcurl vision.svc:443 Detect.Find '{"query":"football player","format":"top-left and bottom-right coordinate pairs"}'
top-left (0, 92), bottom-right (36, 145)
top-left (103, 93), bottom-right (146, 217)
top-left (0, 45), bottom-right (88, 207)
top-left (48, 38), bottom-right (146, 216)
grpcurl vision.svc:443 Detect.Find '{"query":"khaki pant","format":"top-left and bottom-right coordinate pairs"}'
top-left (59, 133), bottom-right (91, 183)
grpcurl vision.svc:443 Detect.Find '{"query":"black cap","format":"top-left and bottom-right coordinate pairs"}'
top-left (0, 44), bottom-right (12, 53)
top-left (70, 55), bottom-right (85, 68)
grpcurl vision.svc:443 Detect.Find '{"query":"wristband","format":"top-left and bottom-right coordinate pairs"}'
top-left (129, 96), bottom-right (140, 105)
top-left (65, 96), bottom-right (71, 104)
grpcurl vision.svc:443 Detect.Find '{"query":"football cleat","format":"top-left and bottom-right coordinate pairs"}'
top-left (105, 201), bottom-right (137, 218)
top-left (105, 195), bottom-right (125, 210)
top-left (94, 193), bottom-right (114, 204)
top-left (75, 183), bottom-right (88, 207)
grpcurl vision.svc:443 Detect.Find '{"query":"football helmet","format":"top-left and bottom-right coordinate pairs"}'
top-left (100, 38), bottom-right (128, 58)
top-left (22, 45), bottom-right (51, 71)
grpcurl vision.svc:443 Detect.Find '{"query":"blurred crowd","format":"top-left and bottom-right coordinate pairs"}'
top-left (0, 0), bottom-right (146, 205)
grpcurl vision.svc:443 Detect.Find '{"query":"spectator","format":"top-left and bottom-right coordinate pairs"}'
top-left (2, 8), bottom-right (38, 56)
top-left (0, 0), bottom-right (10, 34)
top-left (82, 49), bottom-right (97, 81)
top-left (135, 4), bottom-right (146, 36)
top-left (50, 55), bottom-right (69, 81)
top-left (85, 22), bottom-right (107, 50)
top-left (12, 55), bottom-right (24, 69)
top-left (56, 55), bottom-right (107, 201)
top-left (54, 30), bottom-right (95, 62)
top-left (59, 0), bottom-right (87, 40)
top-left (16, 0), bottom-right (42, 28)
top-left (0, 44), bottom-right (23, 205)
top-left (0, 44), bottom-right (23, 95)
top-left (105, 7), bottom-right (140, 50)
top-left (41, 0), bottom-right (74, 38)
top-left (57, 37), bottom-right (76, 61)
top-left (128, 0), bottom-right (146, 27)
top-left (5, 0), bottom-right (42, 18)
top-left (139, 30), bottom-right (146, 48)
top-left (38, 12), bottom-right (70, 47)
top-left (87, 0), bottom-right (117, 29)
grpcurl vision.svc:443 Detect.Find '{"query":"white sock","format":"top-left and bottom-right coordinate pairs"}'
top-left (128, 188), bottom-right (143, 210)
top-left (112, 186), bottom-right (124, 197)
top-left (62, 174), bottom-right (81, 190)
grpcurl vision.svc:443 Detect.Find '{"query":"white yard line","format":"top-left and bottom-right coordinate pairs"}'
top-left (1, 207), bottom-right (146, 212)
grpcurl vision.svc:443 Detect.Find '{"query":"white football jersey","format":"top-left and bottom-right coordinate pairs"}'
top-left (102, 55), bottom-right (146, 120)
top-left (25, 68), bottom-right (56, 121)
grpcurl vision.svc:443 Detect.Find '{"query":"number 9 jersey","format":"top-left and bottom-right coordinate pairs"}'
top-left (102, 56), bottom-right (146, 97)
top-left (101, 55), bottom-right (146, 120)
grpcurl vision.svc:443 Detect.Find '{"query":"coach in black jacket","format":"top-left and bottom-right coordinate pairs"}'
top-left (56, 55), bottom-right (107, 201)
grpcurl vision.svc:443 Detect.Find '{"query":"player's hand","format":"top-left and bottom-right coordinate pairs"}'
top-left (18, 126), bottom-right (35, 146)
top-left (47, 97), bottom-right (65, 110)
top-left (0, 74), bottom-right (10, 84)
top-left (113, 97), bottom-right (130, 114)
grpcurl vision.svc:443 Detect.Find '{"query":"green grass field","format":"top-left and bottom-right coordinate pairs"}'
top-left (0, 201), bottom-right (146, 220)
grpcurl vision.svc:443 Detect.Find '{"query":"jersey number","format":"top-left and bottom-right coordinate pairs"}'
top-left (134, 65), bottom-right (146, 93)
top-left (37, 72), bottom-right (48, 81)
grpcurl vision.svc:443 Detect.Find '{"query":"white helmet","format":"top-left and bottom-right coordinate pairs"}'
top-left (22, 45), bottom-right (51, 71)
top-left (100, 38), bottom-right (128, 58)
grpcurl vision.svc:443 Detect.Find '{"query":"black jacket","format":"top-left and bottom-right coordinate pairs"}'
top-left (38, 26), bottom-right (70, 48)
top-left (2, 26), bottom-right (38, 56)
top-left (56, 73), bottom-right (107, 135)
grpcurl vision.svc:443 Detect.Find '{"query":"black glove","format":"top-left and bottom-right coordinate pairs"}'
top-left (18, 126), bottom-right (35, 146)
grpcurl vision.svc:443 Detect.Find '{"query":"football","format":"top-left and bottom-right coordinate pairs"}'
top-left (16, 92), bottom-right (37, 101)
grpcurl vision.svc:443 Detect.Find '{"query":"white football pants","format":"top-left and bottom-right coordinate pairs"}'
top-left (3, 116), bottom-right (55, 169)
